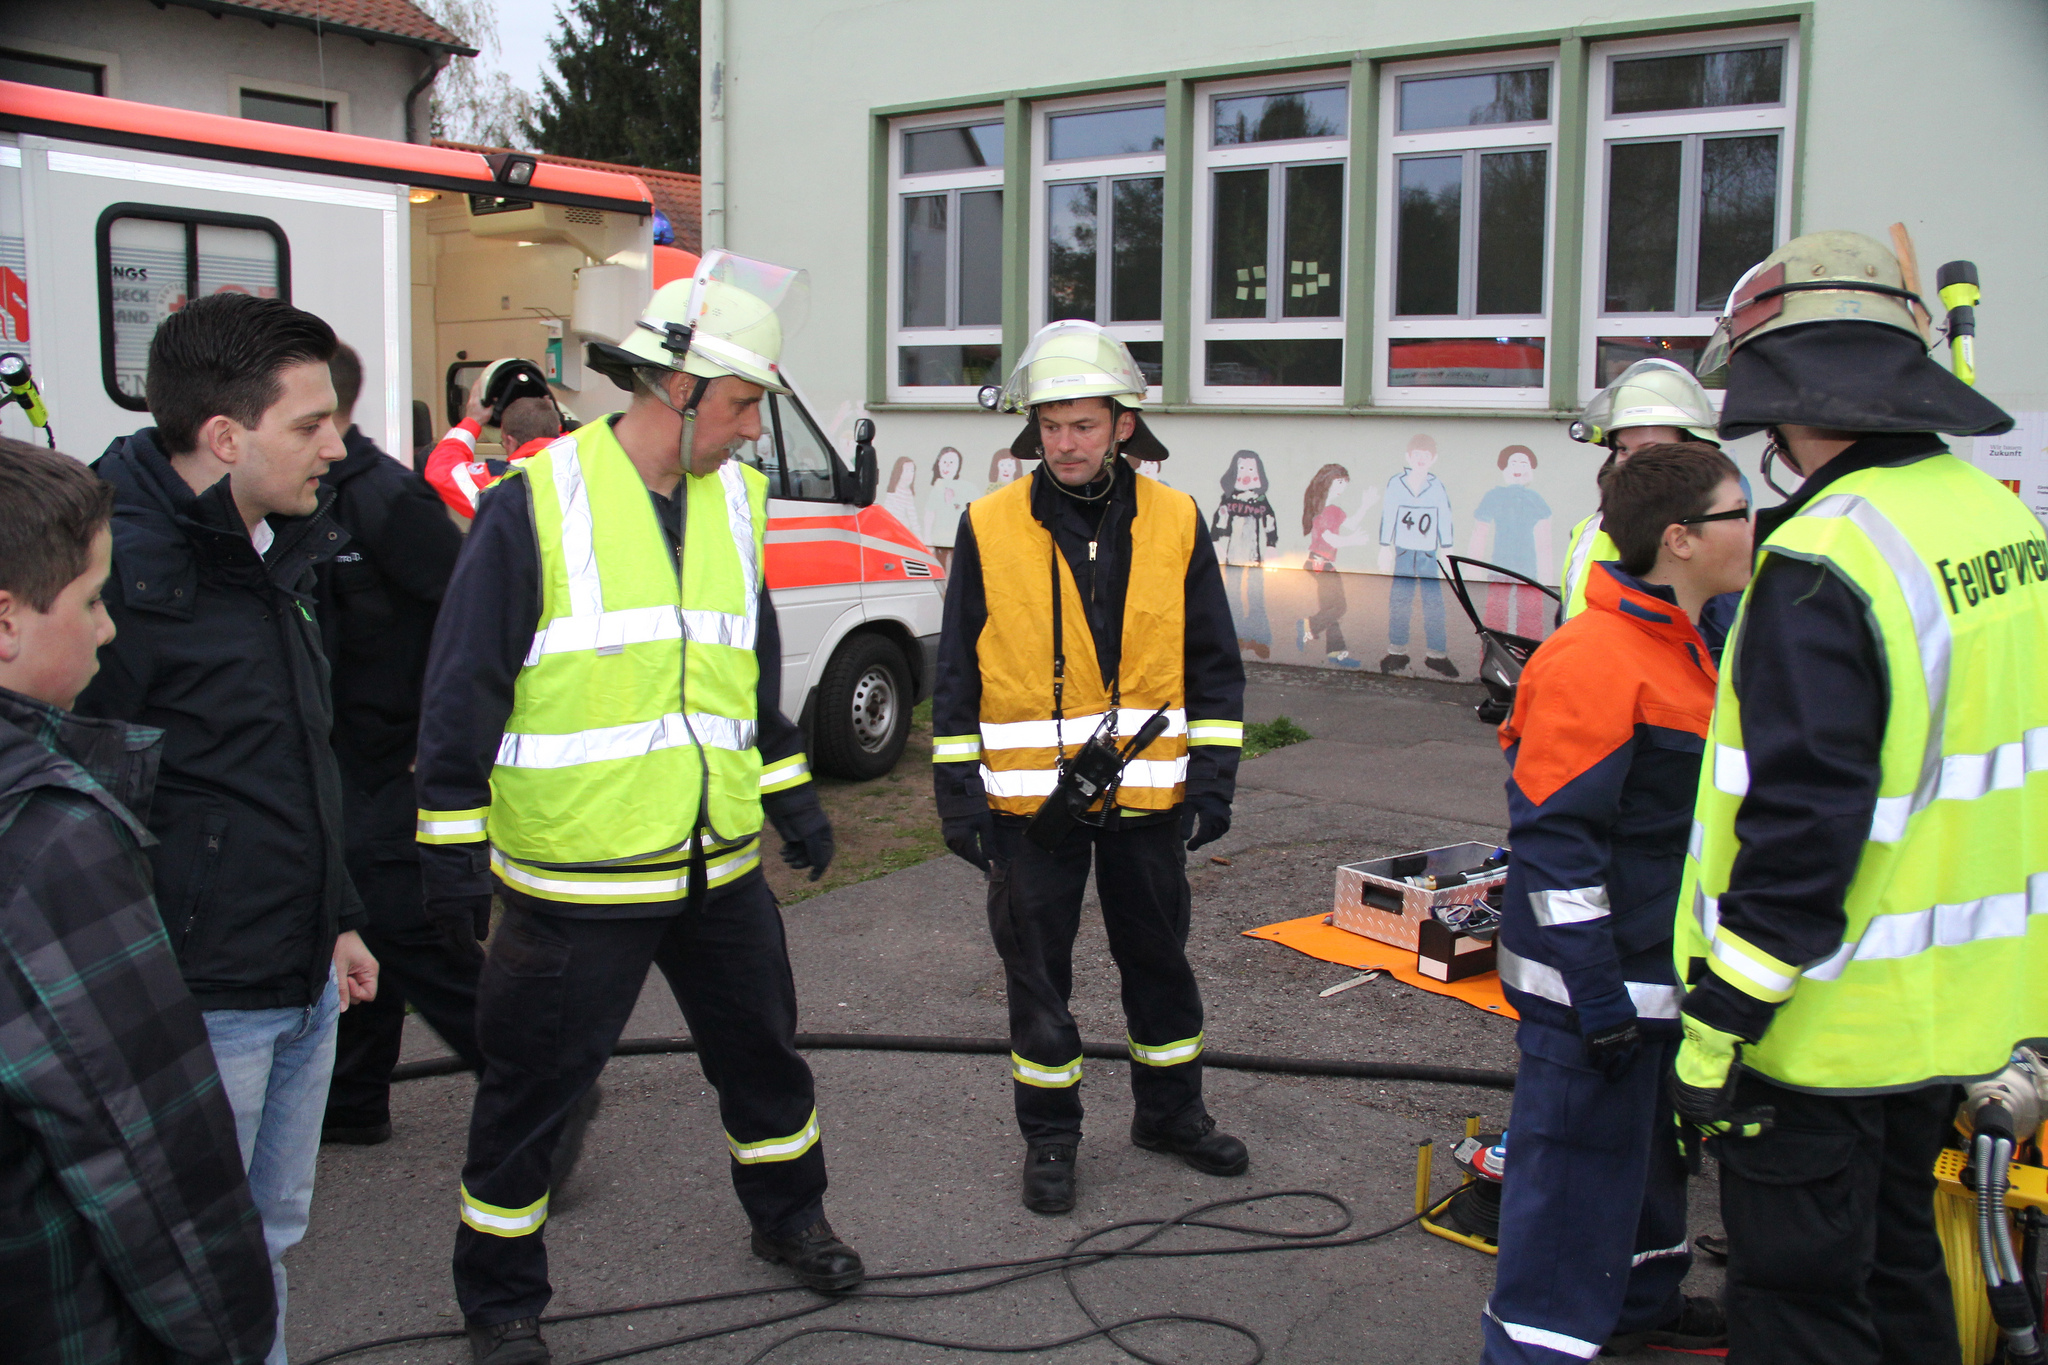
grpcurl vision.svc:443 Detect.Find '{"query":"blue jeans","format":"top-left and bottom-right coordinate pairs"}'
top-left (204, 972), bottom-right (342, 1365)
top-left (1388, 550), bottom-right (1447, 653)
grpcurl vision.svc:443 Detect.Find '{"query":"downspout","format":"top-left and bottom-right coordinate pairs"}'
top-left (700, 0), bottom-right (724, 249)
top-left (404, 47), bottom-right (450, 145)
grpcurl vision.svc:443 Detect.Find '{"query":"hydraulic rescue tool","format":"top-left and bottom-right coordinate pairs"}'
top-left (1940, 1046), bottom-right (2048, 1365)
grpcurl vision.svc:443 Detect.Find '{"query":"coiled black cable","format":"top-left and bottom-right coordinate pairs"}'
top-left (302, 1033), bottom-right (1513, 1364)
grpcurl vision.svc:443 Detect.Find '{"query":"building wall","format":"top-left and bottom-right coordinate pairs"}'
top-left (3, 0), bottom-right (430, 141)
top-left (720, 0), bottom-right (2048, 677)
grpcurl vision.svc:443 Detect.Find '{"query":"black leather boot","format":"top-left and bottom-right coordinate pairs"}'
top-left (1130, 1112), bottom-right (1249, 1176)
top-left (466, 1316), bottom-right (550, 1365)
top-left (1021, 1140), bottom-right (1077, 1213)
top-left (750, 1217), bottom-right (865, 1292)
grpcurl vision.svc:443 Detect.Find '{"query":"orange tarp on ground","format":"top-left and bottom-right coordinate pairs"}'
top-left (1243, 914), bottom-right (1519, 1020)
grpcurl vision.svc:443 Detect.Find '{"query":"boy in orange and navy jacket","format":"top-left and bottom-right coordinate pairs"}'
top-left (1482, 444), bottom-right (1754, 1363)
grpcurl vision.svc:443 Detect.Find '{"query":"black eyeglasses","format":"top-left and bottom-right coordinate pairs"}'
top-left (1676, 506), bottom-right (1751, 526)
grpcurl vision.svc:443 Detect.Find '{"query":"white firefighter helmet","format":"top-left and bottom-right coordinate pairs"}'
top-left (1571, 358), bottom-right (1720, 447)
top-left (985, 320), bottom-right (1148, 415)
top-left (587, 249), bottom-right (807, 395)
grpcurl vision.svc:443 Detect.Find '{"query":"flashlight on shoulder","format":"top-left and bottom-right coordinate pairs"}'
top-left (1936, 261), bottom-right (1980, 387)
top-left (0, 353), bottom-right (54, 448)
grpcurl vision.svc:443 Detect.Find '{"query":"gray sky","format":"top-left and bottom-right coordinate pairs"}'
top-left (488, 0), bottom-right (563, 95)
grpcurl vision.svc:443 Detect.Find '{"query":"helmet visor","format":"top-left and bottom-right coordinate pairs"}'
top-left (681, 250), bottom-right (810, 390)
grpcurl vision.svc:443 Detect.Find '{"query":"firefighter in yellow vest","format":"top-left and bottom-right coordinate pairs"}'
top-left (414, 252), bottom-right (857, 1365)
top-left (1559, 359), bottom-right (1723, 624)
top-left (932, 321), bottom-right (1249, 1214)
top-left (1672, 231), bottom-right (2040, 1364)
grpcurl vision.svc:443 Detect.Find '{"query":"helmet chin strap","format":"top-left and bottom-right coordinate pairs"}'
top-left (650, 370), bottom-right (716, 475)
top-left (1761, 427), bottom-right (1802, 499)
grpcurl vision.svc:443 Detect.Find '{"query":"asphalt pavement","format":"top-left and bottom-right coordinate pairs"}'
top-left (289, 668), bottom-right (1724, 1365)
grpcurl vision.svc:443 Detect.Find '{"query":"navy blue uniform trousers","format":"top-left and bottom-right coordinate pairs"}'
top-left (986, 814), bottom-right (1206, 1143)
top-left (453, 871), bottom-right (825, 1326)
top-left (1483, 1024), bottom-right (1689, 1362)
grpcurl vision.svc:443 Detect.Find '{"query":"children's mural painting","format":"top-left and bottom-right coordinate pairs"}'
top-left (883, 415), bottom-right (1646, 678)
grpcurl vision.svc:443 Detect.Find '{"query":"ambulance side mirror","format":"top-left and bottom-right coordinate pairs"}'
top-left (852, 417), bottom-right (878, 507)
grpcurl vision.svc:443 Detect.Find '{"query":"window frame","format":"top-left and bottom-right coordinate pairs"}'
top-left (0, 38), bottom-right (118, 97)
top-left (1030, 90), bottom-right (1167, 398)
top-left (1578, 25), bottom-right (1799, 401)
top-left (1373, 46), bottom-right (1560, 410)
top-left (231, 76), bottom-right (350, 134)
top-left (96, 203), bottom-right (292, 411)
top-left (1189, 68), bottom-right (1352, 406)
top-left (886, 105), bottom-right (1006, 403)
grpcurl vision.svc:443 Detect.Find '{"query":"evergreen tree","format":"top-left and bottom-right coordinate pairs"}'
top-left (524, 0), bottom-right (699, 174)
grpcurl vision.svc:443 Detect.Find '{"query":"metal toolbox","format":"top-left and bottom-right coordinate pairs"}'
top-left (1332, 841), bottom-right (1507, 951)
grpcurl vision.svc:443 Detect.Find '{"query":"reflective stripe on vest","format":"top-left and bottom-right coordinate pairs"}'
top-left (1677, 454), bottom-right (2048, 1092)
top-left (487, 422), bottom-right (770, 880)
top-left (968, 473), bottom-right (1199, 816)
top-left (1559, 513), bottom-right (1614, 621)
top-left (490, 835), bottom-right (762, 906)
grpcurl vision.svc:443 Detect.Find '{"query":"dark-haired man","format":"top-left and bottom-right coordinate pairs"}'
top-left (77, 291), bottom-right (378, 1365)
top-left (1484, 444), bottom-right (1750, 1363)
top-left (0, 436), bottom-right (276, 1365)
top-left (315, 343), bottom-right (477, 1146)
top-left (933, 320), bottom-right (1247, 1216)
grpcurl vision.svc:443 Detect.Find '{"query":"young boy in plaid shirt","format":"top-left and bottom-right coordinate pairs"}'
top-left (0, 435), bottom-right (274, 1364)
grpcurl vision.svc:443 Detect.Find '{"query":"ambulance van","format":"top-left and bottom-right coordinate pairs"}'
top-left (0, 79), bottom-right (942, 779)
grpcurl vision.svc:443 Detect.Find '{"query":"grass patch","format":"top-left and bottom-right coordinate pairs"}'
top-left (1242, 715), bottom-right (1311, 760)
top-left (767, 695), bottom-right (945, 906)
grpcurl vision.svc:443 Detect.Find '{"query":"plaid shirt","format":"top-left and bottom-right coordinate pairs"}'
top-left (0, 685), bottom-right (274, 1364)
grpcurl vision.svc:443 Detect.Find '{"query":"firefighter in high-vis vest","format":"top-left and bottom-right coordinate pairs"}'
top-left (1672, 230), bottom-right (2039, 1365)
top-left (1559, 359), bottom-right (1723, 625)
top-left (413, 252), bottom-right (856, 1365)
top-left (933, 320), bottom-right (1248, 1215)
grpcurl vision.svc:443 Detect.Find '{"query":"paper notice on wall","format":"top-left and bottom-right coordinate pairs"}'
top-left (1971, 413), bottom-right (2048, 529)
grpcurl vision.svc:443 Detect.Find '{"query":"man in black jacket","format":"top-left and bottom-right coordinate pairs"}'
top-left (76, 293), bottom-right (379, 1365)
top-left (0, 436), bottom-right (276, 1365)
top-left (316, 343), bottom-right (480, 1146)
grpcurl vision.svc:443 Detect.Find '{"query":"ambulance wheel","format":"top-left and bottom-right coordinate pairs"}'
top-left (815, 633), bottom-right (910, 780)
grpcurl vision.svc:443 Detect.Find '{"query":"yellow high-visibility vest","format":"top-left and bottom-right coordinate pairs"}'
top-left (1677, 452), bottom-right (2048, 1091)
top-left (950, 472), bottom-right (1239, 815)
top-left (1559, 511), bottom-right (1617, 621)
top-left (476, 419), bottom-right (770, 905)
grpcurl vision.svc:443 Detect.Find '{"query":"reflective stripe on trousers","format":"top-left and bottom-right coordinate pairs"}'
top-left (727, 1109), bottom-right (821, 1164)
top-left (460, 1184), bottom-right (547, 1238)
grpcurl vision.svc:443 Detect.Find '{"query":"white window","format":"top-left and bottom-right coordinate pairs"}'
top-left (1191, 71), bottom-right (1349, 404)
top-left (886, 109), bottom-right (1005, 401)
top-left (1374, 49), bottom-right (1558, 408)
top-left (1580, 27), bottom-right (1797, 395)
top-left (1031, 94), bottom-right (1166, 392)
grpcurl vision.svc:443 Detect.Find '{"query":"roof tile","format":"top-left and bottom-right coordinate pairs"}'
top-left (220, 0), bottom-right (467, 50)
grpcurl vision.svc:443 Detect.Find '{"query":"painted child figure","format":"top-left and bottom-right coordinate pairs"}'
top-left (1377, 434), bottom-right (1459, 676)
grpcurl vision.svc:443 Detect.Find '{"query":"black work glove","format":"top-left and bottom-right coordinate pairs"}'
top-left (766, 784), bottom-right (835, 882)
top-left (1179, 792), bottom-right (1231, 851)
top-left (943, 810), bottom-right (995, 872)
top-left (427, 893), bottom-right (491, 965)
top-left (1573, 985), bottom-right (1641, 1083)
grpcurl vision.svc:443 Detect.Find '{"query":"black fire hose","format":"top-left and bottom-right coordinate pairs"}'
top-left (390, 1031), bottom-right (1517, 1091)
